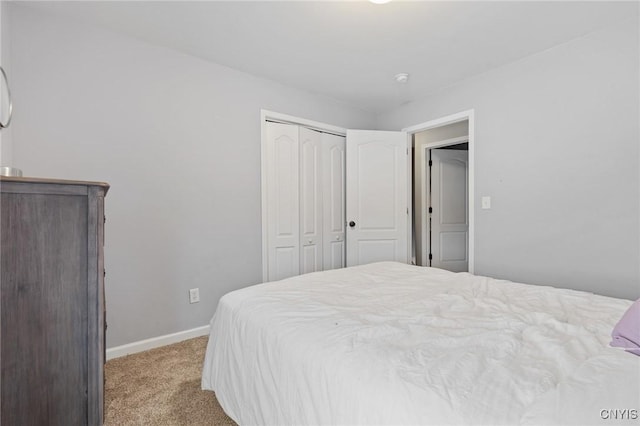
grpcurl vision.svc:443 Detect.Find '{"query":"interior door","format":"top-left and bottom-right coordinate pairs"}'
top-left (322, 132), bottom-right (346, 270)
top-left (266, 122), bottom-right (300, 280)
top-left (429, 149), bottom-right (468, 272)
top-left (299, 127), bottom-right (323, 274)
top-left (346, 130), bottom-right (408, 266)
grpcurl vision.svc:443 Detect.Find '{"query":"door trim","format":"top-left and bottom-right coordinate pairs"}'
top-left (402, 109), bottom-right (475, 273)
top-left (261, 110), bottom-right (346, 282)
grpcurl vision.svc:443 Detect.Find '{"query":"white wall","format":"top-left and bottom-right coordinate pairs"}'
top-left (381, 16), bottom-right (640, 300)
top-left (8, 4), bottom-right (375, 347)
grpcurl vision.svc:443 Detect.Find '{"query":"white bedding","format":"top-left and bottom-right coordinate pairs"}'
top-left (201, 262), bottom-right (640, 425)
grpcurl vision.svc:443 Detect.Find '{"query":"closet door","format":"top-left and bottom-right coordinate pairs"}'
top-left (266, 122), bottom-right (300, 281)
top-left (322, 133), bottom-right (346, 270)
top-left (299, 127), bottom-right (323, 274)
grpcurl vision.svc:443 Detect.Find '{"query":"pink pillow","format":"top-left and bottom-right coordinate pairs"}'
top-left (610, 299), bottom-right (640, 356)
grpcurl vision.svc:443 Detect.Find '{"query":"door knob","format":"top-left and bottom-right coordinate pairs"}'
top-left (349, 221), bottom-right (356, 228)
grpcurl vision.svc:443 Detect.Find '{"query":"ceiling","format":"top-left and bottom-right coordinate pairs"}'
top-left (20, 1), bottom-right (636, 113)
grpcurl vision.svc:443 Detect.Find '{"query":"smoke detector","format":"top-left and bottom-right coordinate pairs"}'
top-left (394, 73), bottom-right (409, 84)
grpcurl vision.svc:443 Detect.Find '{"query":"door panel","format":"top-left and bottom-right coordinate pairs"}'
top-left (357, 240), bottom-right (397, 264)
top-left (440, 232), bottom-right (467, 261)
top-left (301, 244), bottom-right (320, 274)
top-left (346, 130), bottom-right (408, 266)
top-left (430, 149), bottom-right (468, 272)
top-left (266, 122), bottom-right (300, 281)
top-left (440, 159), bottom-right (467, 225)
top-left (275, 246), bottom-right (298, 279)
top-left (329, 241), bottom-right (344, 269)
top-left (299, 127), bottom-right (323, 274)
top-left (358, 143), bottom-right (397, 230)
top-left (322, 133), bottom-right (345, 270)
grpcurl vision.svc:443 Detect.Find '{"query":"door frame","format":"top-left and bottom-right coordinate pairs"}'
top-left (260, 110), bottom-right (346, 282)
top-left (402, 109), bottom-right (475, 273)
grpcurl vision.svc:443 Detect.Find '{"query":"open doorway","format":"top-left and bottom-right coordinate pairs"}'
top-left (408, 116), bottom-right (472, 272)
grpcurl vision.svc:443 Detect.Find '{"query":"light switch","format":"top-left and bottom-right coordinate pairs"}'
top-left (481, 196), bottom-right (491, 209)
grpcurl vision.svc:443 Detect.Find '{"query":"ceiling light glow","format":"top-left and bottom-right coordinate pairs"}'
top-left (369, 0), bottom-right (392, 4)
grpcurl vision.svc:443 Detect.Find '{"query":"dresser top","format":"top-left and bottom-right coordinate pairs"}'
top-left (0, 176), bottom-right (110, 194)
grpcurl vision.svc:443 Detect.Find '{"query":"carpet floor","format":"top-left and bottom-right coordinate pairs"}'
top-left (105, 336), bottom-right (236, 425)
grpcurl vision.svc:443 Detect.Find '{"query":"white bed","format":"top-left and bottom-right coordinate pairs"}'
top-left (201, 262), bottom-right (640, 425)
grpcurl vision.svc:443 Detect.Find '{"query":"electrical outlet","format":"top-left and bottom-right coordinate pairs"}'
top-left (189, 288), bottom-right (200, 304)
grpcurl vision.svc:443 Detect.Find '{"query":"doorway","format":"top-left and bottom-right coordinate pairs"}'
top-left (403, 110), bottom-right (474, 273)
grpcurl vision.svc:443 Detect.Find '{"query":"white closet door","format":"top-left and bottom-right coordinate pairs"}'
top-left (321, 133), bottom-right (346, 270)
top-left (266, 122), bottom-right (300, 281)
top-left (346, 130), bottom-right (408, 266)
top-left (299, 127), bottom-right (323, 274)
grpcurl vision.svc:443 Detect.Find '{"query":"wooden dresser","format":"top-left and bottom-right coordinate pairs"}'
top-left (1, 177), bottom-right (109, 425)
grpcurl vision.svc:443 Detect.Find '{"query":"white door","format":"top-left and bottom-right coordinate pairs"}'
top-left (321, 133), bottom-right (346, 270)
top-left (266, 122), bottom-right (300, 280)
top-left (346, 130), bottom-right (409, 266)
top-left (429, 149), bottom-right (468, 272)
top-left (299, 127), bottom-right (323, 274)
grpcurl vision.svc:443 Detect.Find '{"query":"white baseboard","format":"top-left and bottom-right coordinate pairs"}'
top-left (106, 325), bottom-right (210, 361)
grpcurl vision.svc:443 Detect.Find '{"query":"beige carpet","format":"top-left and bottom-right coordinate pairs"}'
top-left (105, 336), bottom-right (236, 425)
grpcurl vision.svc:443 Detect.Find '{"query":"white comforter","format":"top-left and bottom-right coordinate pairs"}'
top-left (202, 262), bottom-right (640, 425)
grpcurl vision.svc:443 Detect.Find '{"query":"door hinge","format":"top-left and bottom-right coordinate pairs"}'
top-left (428, 253), bottom-right (433, 260)
top-left (428, 207), bottom-right (433, 214)
top-left (428, 160), bottom-right (433, 167)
